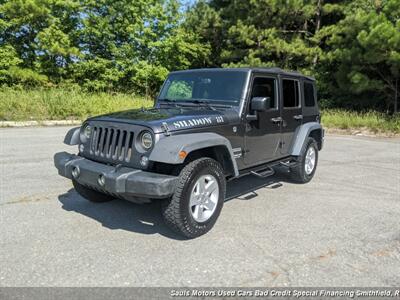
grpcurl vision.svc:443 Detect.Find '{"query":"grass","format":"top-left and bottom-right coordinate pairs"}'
top-left (0, 87), bottom-right (153, 121)
top-left (321, 109), bottom-right (400, 134)
top-left (0, 87), bottom-right (399, 134)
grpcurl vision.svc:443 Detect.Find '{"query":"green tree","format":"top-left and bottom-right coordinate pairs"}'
top-left (186, 0), bottom-right (399, 112)
top-left (318, 0), bottom-right (400, 112)
top-left (0, 44), bottom-right (21, 83)
top-left (185, 0), bottom-right (329, 70)
top-left (184, 0), bottom-right (223, 67)
top-left (0, 0), bottom-right (208, 94)
top-left (74, 0), bottom-right (208, 94)
top-left (0, 0), bottom-right (80, 83)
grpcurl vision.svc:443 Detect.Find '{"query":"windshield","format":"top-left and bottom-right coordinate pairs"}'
top-left (158, 71), bottom-right (247, 106)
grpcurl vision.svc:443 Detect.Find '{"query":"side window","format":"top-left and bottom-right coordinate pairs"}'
top-left (282, 79), bottom-right (300, 108)
top-left (166, 80), bottom-right (193, 99)
top-left (304, 81), bottom-right (316, 107)
top-left (250, 77), bottom-right (276, 109)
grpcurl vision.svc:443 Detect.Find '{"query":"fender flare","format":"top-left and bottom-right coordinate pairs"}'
top-left (149, 132), bottom-right (239, 177)
top-left (290, 122), bottom-right (323, 156)
top-left (64, 127), bottom-right (80, 145)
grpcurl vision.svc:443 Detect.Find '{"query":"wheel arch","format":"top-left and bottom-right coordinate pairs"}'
top-left (149, 133), bottom-right (239, 177)
top-left (183, 145), bottom-right (236, 177)
top-left (290, 122), bottom-right (324, 156)
top-left (309, 128), bottom-right (323, 150)
top-left (64, 127), bottom-right (80, 145)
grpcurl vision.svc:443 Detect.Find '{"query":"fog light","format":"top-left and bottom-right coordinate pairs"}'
top-left (140, 155), bottom-right (149, 167)
top-left (71, 166), bottom-right (80, 178)
top-left (79, 144), bottom-right (84, 152)
top-left (98, 174), bottom-right (106, 187)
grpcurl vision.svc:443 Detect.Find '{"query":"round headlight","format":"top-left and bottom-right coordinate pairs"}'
top-left (83, 125), bottom-right (92, 139)
top-left (141, 131), bottom-right (153, 150)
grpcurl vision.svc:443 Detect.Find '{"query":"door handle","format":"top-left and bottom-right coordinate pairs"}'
top-left (270, 117), bottom-right (282, 124)
top-left (293, 115), bottom-right (303, 120)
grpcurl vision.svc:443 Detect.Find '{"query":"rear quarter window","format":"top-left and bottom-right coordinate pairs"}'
top-left (304, 82), bottom-right (316, 107)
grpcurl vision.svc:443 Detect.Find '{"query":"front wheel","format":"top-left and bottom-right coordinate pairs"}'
top-left (161, 158), bottom-right (226, 239)
top-left (290, 137), bottom-right (319, 183)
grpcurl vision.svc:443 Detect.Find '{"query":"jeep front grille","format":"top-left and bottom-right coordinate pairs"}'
top-left (89, 126), bottom-right (135, 162)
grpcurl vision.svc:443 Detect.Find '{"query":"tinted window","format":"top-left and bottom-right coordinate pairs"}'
top-left (159, 71), bottom-right (248, 106)
top-left (251, 77), bottom-right (276, 109)
top-left (282, 79), bottom-right (300, 108)
top-left (304, 82), bottom-right (316, 107)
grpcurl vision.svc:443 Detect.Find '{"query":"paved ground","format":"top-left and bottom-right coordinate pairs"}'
top-left (0, 127), bottom-right (399, 287)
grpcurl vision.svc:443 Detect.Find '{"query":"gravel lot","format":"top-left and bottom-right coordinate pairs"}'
top-left (0, 127), bottom-right (399, 287)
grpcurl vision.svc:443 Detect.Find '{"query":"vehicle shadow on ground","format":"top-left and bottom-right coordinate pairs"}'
top-left (58, 168), bottom-right (292, 240)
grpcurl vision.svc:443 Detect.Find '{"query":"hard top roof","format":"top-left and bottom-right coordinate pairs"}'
top-left (170, 67), bottom-right (315, 81)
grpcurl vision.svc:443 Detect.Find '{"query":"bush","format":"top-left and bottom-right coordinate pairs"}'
top-left (322, 109), bottom-right (400, 133)
top-left (0, 87), bottom-right (153, 121)
top-left (1, 87), bottom-right (399, 135)
top-left (7, 67), bottom-right (49, 87)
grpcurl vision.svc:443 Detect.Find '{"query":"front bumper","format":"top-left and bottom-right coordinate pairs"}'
top-left (54, 152), bottom-right (178, 200)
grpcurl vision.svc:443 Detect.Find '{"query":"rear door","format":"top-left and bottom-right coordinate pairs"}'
top-left (244, 74), bottom-right (282, 166)
top-left (280, 78), bottom-right (303, 155)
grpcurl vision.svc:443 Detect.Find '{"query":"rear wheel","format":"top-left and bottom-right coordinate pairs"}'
top-left (290, 137), bottom-right (319, 183)
top-left (161, 158), bottom-right (226, 239)
top-left (72, 180), bottom-right (114, 203)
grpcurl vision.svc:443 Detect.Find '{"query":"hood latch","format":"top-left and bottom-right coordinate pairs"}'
top-left (161, 122), bottom-right (171, 136)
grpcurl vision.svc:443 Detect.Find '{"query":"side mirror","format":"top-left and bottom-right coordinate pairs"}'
top-left (251, 97), bottom-right (271, 111)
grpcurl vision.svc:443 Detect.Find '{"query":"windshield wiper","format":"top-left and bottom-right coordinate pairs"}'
top-left (188, 99), bottom-right (235, 110)
top-left (158, 98), bottom-right (185, 108)
top-left (187, 99), bottom-right (217, 111)
top-left (159, 98), bottom-right (233, 110)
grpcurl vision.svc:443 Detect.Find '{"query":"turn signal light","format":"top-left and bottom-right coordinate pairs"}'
top-left (179, 151), bottom-right (187, 160)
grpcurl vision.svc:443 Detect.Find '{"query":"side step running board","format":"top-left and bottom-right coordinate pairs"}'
top-left (250, 167), bottom-right (275, 178)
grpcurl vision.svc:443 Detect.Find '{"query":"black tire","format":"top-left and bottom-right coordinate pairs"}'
top-left (290, 137), bottom-right (319, 183)
top-left (161, 158), bottom-right (226, 239)
top-left (72, 180), bottom-right (114, 203)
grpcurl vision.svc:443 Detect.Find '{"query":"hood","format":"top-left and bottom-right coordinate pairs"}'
top-left (88, 106), bottom-right (240, 133)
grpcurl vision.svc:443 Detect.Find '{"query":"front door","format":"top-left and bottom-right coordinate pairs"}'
top-left (280, 78), bottom-right (303, 154)
top-left (244, 75), bottom-right (282, 166)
